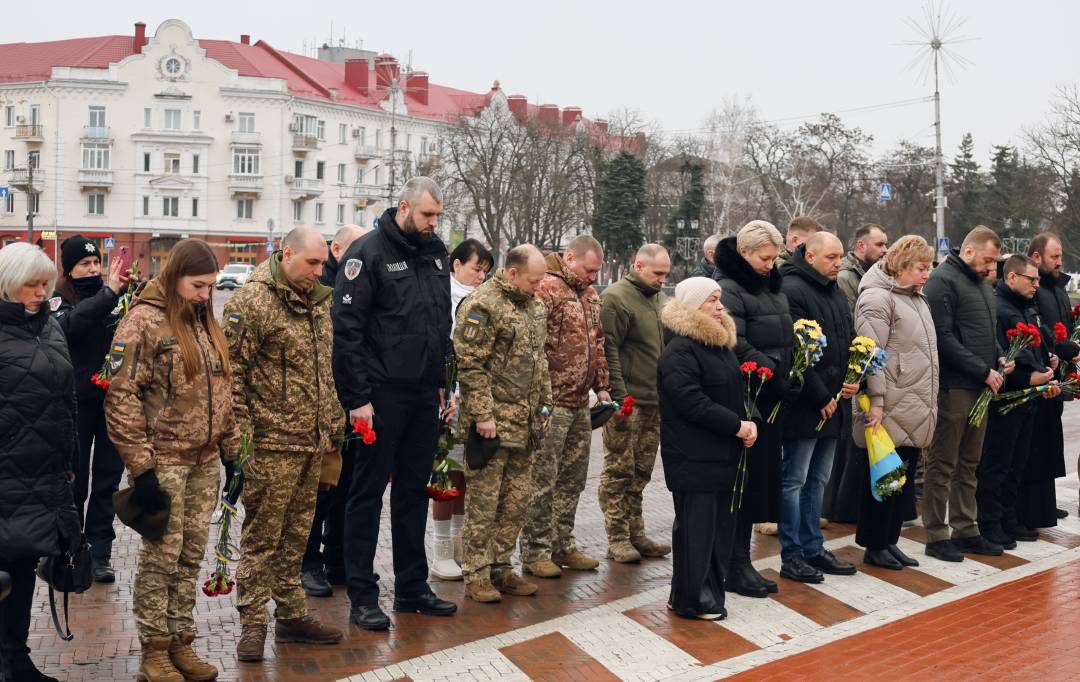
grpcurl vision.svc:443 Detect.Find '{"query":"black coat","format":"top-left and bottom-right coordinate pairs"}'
top-left (994, 280), bottom-right (1050, 393)
top-left (0, 302), bottom-right (82, 560)
top-left (51, 282), bottom-right (120, 403)
top-left (923, 250), bottom-right (1000, 391)
top-left (712, 236), bottom-right (793, 411)
top-left (1035, 270), bottom-right (1079, 364)
top-left (780, 245), bottom-right (854, 439)
top-left (658, 300), bottom-right (744, 492)
top-left (321, 249), bottom-right (341, 288)
top-left (331, 208), bottom-right (452, 410)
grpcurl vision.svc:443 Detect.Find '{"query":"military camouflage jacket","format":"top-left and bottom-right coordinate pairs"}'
top-left (223, 253), bottom-right (345, 456)
top-left (537, 253), bottom-right (609, 407)
top-left (105, 279), bottom-right (236, 477)
top-left (455, 270), bottom-right (552, 449)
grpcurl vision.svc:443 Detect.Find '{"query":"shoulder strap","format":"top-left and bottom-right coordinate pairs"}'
top-left (48, 585), bottom-right (74, 641)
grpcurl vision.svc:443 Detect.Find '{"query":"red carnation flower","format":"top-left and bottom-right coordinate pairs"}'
top-left (619, 395), bottom-right (636, 416)
top-left (1006, 329), bottom-right (1019, 340)
top-left (757, 367), bottom-right (774, 381)
top-left (1055, 322), bottom-right (1068, 342)
top-left (1073, 303), bottom-right (1080, 319)
top-left (352, 419), bottom-right (378, 445)
top-left (740, 361), bottom-right (759, 374)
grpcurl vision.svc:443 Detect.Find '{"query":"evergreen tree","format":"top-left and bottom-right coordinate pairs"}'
top-left (592, 151), bottom-right (647, 270)
top-left (948, 133), bottom-right (983, 240)
top-left (984, 145), bottom-right (1026, 238)
top-left (665, 160), bottom-right (706, 272)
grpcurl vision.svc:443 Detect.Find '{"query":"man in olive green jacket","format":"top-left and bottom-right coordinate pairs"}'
top-left (598, 244), bottom-right (671, 563)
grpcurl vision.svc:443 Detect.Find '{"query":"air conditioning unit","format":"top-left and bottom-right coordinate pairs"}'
top-left (287, 123), bottom-right (299, 132)
top-left (352, 129), bottom-right (362, 138)
top-left (16, 115), bottom-right (26, 123)
top-left (284, 175), bottom-right (295, 184)
top-left (224, 112), bottom-right (234, 122)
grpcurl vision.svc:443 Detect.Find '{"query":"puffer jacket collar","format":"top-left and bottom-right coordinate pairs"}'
top-left (0, 300), bottom-right (48, 331)
top-left (944, 248), bottom-right (981, 284)
top-left (492, 269), bottom-right (533, 307)
top-left (781, 243), bottom-right (835, 291)
top-left (715, 236), bottom-right (783, 294)
top-left (859, 261), bottom-right (924, 299)
top-left (661, 299), bottom-right (736, 349)
top-left (1039, 268), bottom-right (1070, 290)
top-left (545, 252), bottom-right (587, 293)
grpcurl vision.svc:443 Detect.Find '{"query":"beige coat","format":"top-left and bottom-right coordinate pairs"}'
top-left (852, 263), bottom-right (940, 448)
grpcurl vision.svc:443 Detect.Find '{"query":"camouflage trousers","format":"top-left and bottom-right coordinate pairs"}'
top-left (520, 406), bottom-right (591, 562)
top-left (598, 404), bottom-right (661, 542)
top-left (236, 449), bottom-right (321, 625)
top-left (133, 458), bottom-right (219, 644)
top-left (461, 446), bottom-right (535, 584)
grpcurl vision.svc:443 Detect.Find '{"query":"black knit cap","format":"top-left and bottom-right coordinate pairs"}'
top-left (60, 236), bottom-right (99, 274)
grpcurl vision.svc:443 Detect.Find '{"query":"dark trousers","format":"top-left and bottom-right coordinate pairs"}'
top-left (302, 445), bottom-right (355, 573)
top-left (75, 398), bottom-right (124, 560)
top-left (977, 404), bottom-right (1036, 533)
top-left (0, 558), bottom-right (37, 669)
top-left (856, 446), bottom-right (919, 550)
top-left (345, 386), bottom-right (440, 606)
top-left (670, 490), bottom-right (736, 615)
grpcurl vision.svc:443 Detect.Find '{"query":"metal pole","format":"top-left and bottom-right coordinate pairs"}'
top-left (933, 45), bottom-right (946, 248)
top-left (26, 155), bottom-right (34, 243)
top-left (388, 78), bottom-right (398, 204)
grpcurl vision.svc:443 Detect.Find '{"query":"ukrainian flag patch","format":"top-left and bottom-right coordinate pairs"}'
top-left (225, 313), bottom-right (241, 326)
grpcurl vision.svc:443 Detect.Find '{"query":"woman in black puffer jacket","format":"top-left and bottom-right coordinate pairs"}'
top-left (0, 242), bottom-right (80, 682)
top-left (713, 221), bottom-right (793, 598)
top-left (52, 235), bottom-right (131, 583)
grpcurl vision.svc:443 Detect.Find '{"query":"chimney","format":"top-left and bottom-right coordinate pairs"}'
top-left (562, 107), bottom-right (582, 127)
top-left (507, 95), bottom-right (528, 123)
top-left (594, 118), bottom-right (609, 135)
top-left (240, 34), bottom-right (251, 45)
top-left (345, 58), bottom-right (369, 96)
top-left (375, 55), bottom-right (399, 89)
top-left (134, 22), bottom-right (147, 52)
top-left (538, 104), bottom-right (560, 125)
top-left (406, 71), bottom-right (429, 106)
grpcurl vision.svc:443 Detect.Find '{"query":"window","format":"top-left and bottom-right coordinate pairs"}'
top-left (294, 160), bottom-right (303, 178)
top-left (192, 154), bottom-right (200, 174)
top-left (337, 163), bottom-right (346, 183)
top-left (29, 193), bottom-right (40, 215)
top-left (142, 196), bottom-right (150, 216)
top-left (192, 197), bottom-right (199, 217)
top-left (144, 108), bottom-right (152, 128)
top-left (28, 151), bottom-right (39, 169)
top-left (4, 192), bottom-right (14, 214)
top-left (164, 109), bottom-right (181, 130)
top-left (337, 203), bottom-right (345, 224)
top-left (88, 106), bottom-right (106, 135)
top-left (421, 137), bottom-right (428, 155)
top-left (4, 106), bottom-right (13, 127)
top-left (375, 129), bottom-right (383, 149)
top-left (192, 110), bottom-right (201, 130)
top-left (88, 193), bottom-right (105, 215)
top-left (81, 143), bottom-right (110, 170)
top-left (2, 150), bottom-right (13, 170)
top-left (233, 148), bottom-right (260, 175)
top-left (292, 201), bottom-right (302, 222)
top-left (406, 133), bottom-right (412, 151)
top-left (339, 123), bottom-right (347, 144)
top-left (316, 120), bottom-right (325, 141)
top-left (237, 198), bottom-right (253, 220)
top-left (143, 152), bottom-right (151, 172)
top-left (357, 126), bottom-right (366, 145)
top-left (315, 203), bottom-right (324, 223)
top-left (238, 112), bottom-right (255, 133)
top-left (163, 197), bottom-right (179, 217)
top-left (164, 153), bottom-right (180, 174)
top-left (29, 105), bottom-right (40, 125)
top-left (316, 161), bottom-right (325, 180)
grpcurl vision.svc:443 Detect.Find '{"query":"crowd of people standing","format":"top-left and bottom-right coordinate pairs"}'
top-left (0, 174), bottom-right (1077, 680)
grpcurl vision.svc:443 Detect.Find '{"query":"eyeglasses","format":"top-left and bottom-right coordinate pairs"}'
top-left (1015, 273), bottom-right (1038, 283)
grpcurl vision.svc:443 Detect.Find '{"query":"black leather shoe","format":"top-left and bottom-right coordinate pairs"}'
top-left (982, 528), bottom-right (1017, 550)
top-left (952, 535), bottom-right (1003, 556)
top-left (757, 573), bottom-right (779, 594)
top-left (726, 563), bottom-right (768, 597)
top-left (864, 548), bottom-right (902, 570)
top-left (805, 550), bottom-right (857, 575)
top-left (1004, 523), bottom-right (1039, 542)
top-left (92, 556), bottom-right (115, 584)
top-left (393, 592), bottom-right (458, 616)
top-left (779, 557), bottom-right (825, 583)
top-left (887, 544), bottom-right (919, 567)
top-left (301, 567), bottom-right (333, 597)
top-left (1056, 508), bottom-right (1068, 519)
top-left (349, 605), bottom-right (390, 631)
top-left (925, 540), bottom-right (964, 562)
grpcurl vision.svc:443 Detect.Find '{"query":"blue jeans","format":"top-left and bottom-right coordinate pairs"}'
top-left (779, 438), bottom-right (837, 562)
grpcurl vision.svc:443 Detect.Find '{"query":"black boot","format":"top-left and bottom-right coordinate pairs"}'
top-left (10, 654), bottom-right (60, 682)
top-left (726, 516), bottom-right (767, 597)
top-left (864, 547), bottom-right (902, 570)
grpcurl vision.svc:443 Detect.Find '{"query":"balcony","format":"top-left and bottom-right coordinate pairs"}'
top-left (417, 152), bottom-right (442, 166)
top-left (82, 126), bottom-right (112, 141)
top-left (14, 124), bottom-right (45, 142)
top-left (353, 144), bottom-right (380, 163)
top-left (288, 177), bottom-right (323, 199)
top-left (231, 131), bottom-right (261, 146)
top-left (229, 174), bottom-right (264, 196)
top-left (353, 183), bottom-right (386, 202)
top-left (78, 169), bottom-right (113, 189)
top-left (291, 134), bottom-right (320, 153)
top-left (7, 167), bottom-right (45, 192)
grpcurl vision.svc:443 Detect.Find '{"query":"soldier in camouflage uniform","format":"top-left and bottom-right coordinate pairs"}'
top-left (223, 227), bottom-right (346, 662)
top-left (520, 236), bottom-right (610, 578)
top-left (105, 239), bottom-right (235, 682)
top-left (455, 245), bottom-right (552, 603)
top-left (599, 244), bottom-right (672, 563)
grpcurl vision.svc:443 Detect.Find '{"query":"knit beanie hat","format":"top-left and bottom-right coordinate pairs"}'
top-left (60, 236), bottom-right (99, 274)
top-left (674, 276), bottom-right (721, 311)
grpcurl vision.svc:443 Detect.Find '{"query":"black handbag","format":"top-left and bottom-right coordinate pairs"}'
top-left (35, 536), bottom-right (92, 641)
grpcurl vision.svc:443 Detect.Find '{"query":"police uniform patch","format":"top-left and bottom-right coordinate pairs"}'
top-left (342, 293), bottom-right (353, 305)
top-left (109, 342), bottom-right (126, 372)
top-left (225, 312), bottom-right (241, 326)
top-left (344, 258), bottom-right (363, 281)
top-left (48, 296), bottom-right (62, 312)
top-left (434, 258), bottom-right (443, 271)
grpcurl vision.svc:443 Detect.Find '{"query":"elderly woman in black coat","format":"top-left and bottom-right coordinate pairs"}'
top-left (659, 277), bottom-right (757, 620)
top-left (0, 242), bottom-right (80, 682)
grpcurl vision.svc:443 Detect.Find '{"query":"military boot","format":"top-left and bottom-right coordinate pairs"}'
top-left (522, 559), bottom-right (562, 578)
top-left (553, 550), bottom-right (599, 571)
top-left (236, 624), bottom-right (266, 662)
top-left (168, 631), bottom-right (218, 681)
top-left (137, 636), bottom-right (184, 682)
top-left (275, 614), bottom-right (343, 644)
top-left (606, 540), bottom-right (642, 563)
top-left (632, 535), bottom-right (672, 558)
top-left (492, 570), bottom-right (538, 596)
top-left (464, 575), bottom-right (502, 603)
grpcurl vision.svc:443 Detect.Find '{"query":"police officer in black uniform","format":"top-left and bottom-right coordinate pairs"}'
top-left (331, 177), bottom-right (457, 630)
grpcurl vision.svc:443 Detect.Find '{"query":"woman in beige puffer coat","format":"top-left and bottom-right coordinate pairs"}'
top-left (852, 236), bottom-right (939, 570)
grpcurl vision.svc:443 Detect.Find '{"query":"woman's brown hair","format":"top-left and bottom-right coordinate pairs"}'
top-left (157, 239), bottom-right (230, 381)
top-left (881, 235), bottom-right (934, 277)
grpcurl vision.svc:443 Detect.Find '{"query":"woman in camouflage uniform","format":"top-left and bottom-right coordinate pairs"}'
top-left (106, 239), bottom-right (235, 682)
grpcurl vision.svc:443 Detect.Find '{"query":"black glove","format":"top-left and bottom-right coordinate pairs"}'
top-left (132, 469), bottom-right (168, 514)
top-left (223, 462), bottom-right (244, 507)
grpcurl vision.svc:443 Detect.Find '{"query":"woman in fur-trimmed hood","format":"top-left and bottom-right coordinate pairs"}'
top-left (658, 277), bottom-right (758, 622)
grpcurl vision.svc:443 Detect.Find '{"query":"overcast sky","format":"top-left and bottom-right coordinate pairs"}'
top-left (5, 0), bottom-right (1077, 163)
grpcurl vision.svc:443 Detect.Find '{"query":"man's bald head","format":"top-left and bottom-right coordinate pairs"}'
top-left (281, 226), bottom-right (329, 292)
top-left (804, 231), bottom-right (844, 281)
top-left (282, 226), bottom-right (325, 252)
top-left (505, 244), bottom-right (547, 295)
top-left (331, 224), bottom-right (369, 260)
top-left (633, 243), bottom-right (671, 289)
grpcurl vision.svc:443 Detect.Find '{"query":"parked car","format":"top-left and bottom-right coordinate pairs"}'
top-left (216, 263), bottom-right (255, 290)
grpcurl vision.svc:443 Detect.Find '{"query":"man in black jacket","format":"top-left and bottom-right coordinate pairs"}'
top-left (922, 226), bottom-right (1012, 562)
top-left (331, 177), bottom-right (457, 630)
top-left (688, 234), bottom-right (720, 278)
top-left (1024, 233), bottom-right (1077, 526)
top-left (977, 255), bottom-right (1058, 548)
top-left (778, 233), bottom-right (858, 582)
